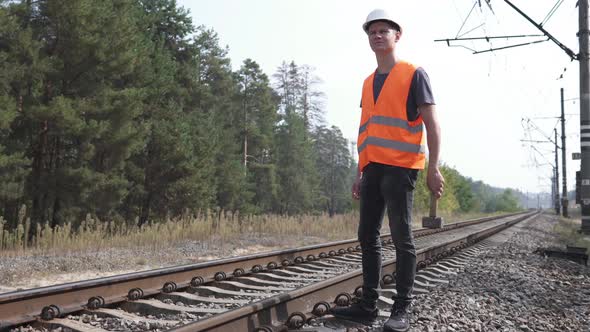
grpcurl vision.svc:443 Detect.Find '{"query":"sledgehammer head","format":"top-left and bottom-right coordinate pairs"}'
top-left (422, 193), bottom-right (444, 229)
top-left (422, 215), bottom-right (444, 229)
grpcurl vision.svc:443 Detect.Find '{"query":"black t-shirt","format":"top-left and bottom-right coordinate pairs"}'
top-left (361, 66), bottom-right (435, 121)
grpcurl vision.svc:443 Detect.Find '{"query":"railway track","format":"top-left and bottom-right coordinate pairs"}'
top-left (0, 211), bottom-right (536, 332)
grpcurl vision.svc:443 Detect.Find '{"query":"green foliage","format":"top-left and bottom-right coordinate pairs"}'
top-left (0, 0), bottom-right (523, 235)
top-left (275, 111), bottom-right (317, 214)
top-left (235, 59), bottom-right (278, 213)
top-left (312, 126), bottom-right (354, 216)
top-left (414, 164), bottom-right (522, 215)
top-left (489, 188), bottom-right (521, 212)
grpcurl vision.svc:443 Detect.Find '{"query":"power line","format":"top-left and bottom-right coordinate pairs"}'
top-left (541, 0), bottom-right (565, 26)
top-left (473, 38), bottom-right (549, 54)
top-left (436, 0), bottom-right (577, 60)
top-left (456, 1), bottom-right (479, 38)
top-left (503, 0), bottom-right (577, 60)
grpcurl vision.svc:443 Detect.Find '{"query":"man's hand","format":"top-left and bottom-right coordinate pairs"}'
top-left (420, 104), bottom-right (444, 199)
top-left (352, 173), bottom-right (361, 200)
top-left (427, 166), bottom-right (445, 199)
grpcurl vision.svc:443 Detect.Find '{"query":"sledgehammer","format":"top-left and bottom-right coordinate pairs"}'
top-left (422, 193), bottom-right (444, 229)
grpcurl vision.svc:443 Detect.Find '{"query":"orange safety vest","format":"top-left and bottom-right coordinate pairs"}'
top-left (357, 61), bottom-right (426, 171)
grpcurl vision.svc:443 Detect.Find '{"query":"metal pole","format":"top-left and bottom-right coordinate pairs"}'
top-left (579, 0), bottom-right (590, 232)
top-left (561, 88), bottom-right (569, 217)
top-left (555, 129), bottom-right (561, 215)
top-left (551, 171), bottom-right (556, 211)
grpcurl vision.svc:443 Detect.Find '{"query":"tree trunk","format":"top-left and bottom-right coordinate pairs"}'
top-left (50, 137), bottom-right (61, 228)
top-left (30, 124), bottom-right (47, 232)
top-left (139, 191), bottom-right (152, 227)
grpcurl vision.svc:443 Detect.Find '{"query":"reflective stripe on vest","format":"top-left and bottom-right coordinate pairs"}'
top-left (357, 61), bottom-right (426, 171)
top-left (358, 115), bottom-right (424, 135)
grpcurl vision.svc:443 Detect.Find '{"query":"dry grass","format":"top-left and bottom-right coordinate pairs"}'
top-left (0, 205), bottom-right (506, 258)
top-left (553, 215), bottom-right (590, 253)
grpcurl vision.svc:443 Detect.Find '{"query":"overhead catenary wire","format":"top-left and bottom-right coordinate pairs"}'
top-left (456, 0), bottom-right (479, 38)
top-left (458, 23), bottom-right (486, 38)
top-left (437, 0), bottom-right (577, 60)
top-left (473, 38), bottom-right (549, 54)
top-left (541, 0), bottom-right (565, 26)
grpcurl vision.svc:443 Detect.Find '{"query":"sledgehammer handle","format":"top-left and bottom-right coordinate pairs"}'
top-left (429, 193), bottom-right (437, 218)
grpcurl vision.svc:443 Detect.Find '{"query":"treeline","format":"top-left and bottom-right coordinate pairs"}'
top-left (0, 0), bottom-right (356, 233)
top-left (0, 0), bottom-right (520, 234)
top-left (413, 167), bottom-right (521, 215)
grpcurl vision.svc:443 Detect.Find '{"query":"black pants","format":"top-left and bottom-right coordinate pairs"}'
top-left (358, 162), bottom-right (418, 310)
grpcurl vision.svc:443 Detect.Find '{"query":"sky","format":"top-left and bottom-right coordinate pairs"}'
top-left (177, 0), bottom-right (582, 194)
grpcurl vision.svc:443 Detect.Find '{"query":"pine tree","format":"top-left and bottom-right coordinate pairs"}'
top-left (272, 61), bottom-right (321, 214)
top-left (298, 65), bottom-right (325, 132)
top-left (0, 2), bottom-right (30, 227)
top-left (192, 27), bottom-right (247, 215)
top-left (312, 126), bottom-right (353, 216)
top-left (3, 0), bottom-right (148, 230)
top-left (125, 0), bottom-right (217, 225)
top-left (235, 59), bottom-right (278, 212)
top-left (275, 112), bottom-right (315, 214)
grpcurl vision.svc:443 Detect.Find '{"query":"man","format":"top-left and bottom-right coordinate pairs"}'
top-left (330, 8), bottom-right (444, 332)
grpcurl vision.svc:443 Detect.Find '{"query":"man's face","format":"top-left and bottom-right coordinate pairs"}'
top-left (367, 21), bottom-right (400, 54)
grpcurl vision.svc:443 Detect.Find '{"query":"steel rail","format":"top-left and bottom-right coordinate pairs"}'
top-left (0, 211), bottom-right (527, 330)
top-left (168, 211), bottom-right (538, 332)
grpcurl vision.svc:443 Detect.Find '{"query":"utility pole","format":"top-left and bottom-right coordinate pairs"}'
top-left (580, 0), bottom-right (590, 233)
top-left (555, 129), bottom-right (561, 215)
top-left (560, 88), bottom-right (569, 217)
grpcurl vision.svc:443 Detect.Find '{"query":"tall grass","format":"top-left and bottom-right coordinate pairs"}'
top-left (553, 216), bottom-right (590, 252)
top-left (0, 205), bottom-right (499, 257)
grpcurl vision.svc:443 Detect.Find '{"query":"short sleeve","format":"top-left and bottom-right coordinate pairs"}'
top-left (406, 67), bottom-right (435, 121)
top-left (411, 67), bottom-right (435, 106)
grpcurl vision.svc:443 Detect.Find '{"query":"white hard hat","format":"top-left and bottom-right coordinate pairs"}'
top-left (363, 9), bottom-right (401, 33)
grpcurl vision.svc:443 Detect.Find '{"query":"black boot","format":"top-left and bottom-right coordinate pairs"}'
top-left (330, 302), bottom-right (378, 325)
top-left (383, 302), bottom-right (411, 332)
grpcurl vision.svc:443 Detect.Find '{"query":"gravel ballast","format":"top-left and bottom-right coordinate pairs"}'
top-left (408, 213), bottom-right (590, 332)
